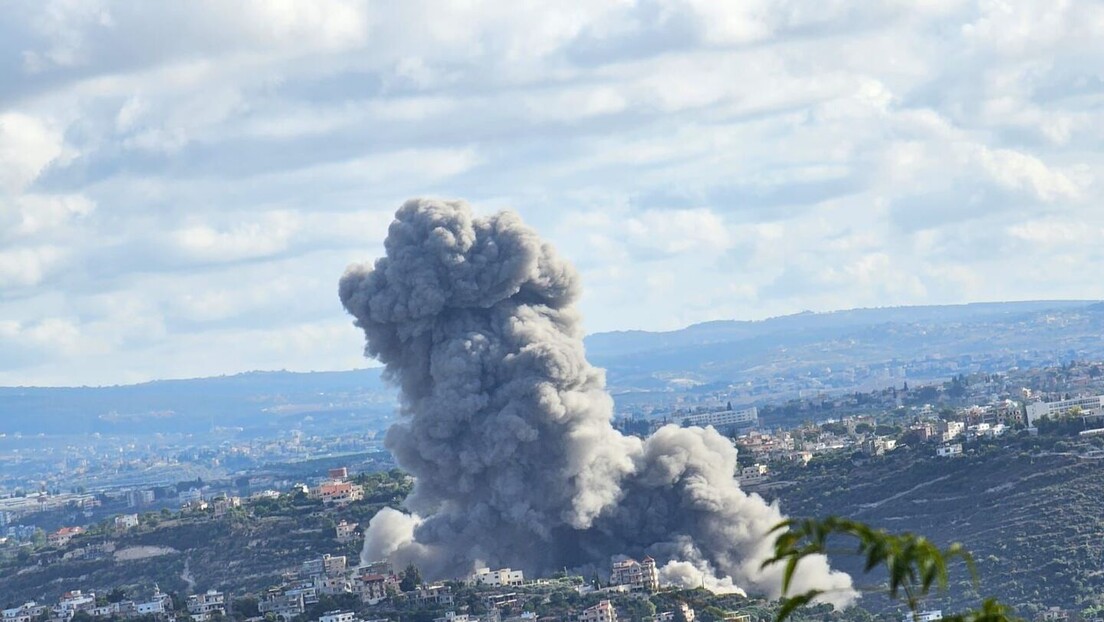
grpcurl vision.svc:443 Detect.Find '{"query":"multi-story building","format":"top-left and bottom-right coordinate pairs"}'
top-left (469, 567), bottom-right (524, 587)
top-left (608, 557), bottom-right (659, 592)
top-left (259, 592), bottom-right (305, 622)
top-left (411, 585), bottom-right (454, 607)
top-left (1026, 395), bottom-right (1104, 425)
top-left (580, 600), bottom-right (617, 622)
top-left (54, 591), bottom-right (96, 619)
top-left (187, 589), bottom-right (226, 622)
top-left (357, 573), bottom-right (395, 605)
top-left (318, 482), bottom-right (364, 506)
top-left (302, 554), bottom-right (347, 578)
top-left (336, 520), bottom-right (358, 542)
top-left (679, 407), bottom-right (758, 430)
top-left (115, 514), bottom-right (140, 531)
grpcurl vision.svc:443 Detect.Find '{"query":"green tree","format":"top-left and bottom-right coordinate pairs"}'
top-left (763, 516), bottom-right (1017, 622)
top-left (399, 563), bottom-right (422, 592)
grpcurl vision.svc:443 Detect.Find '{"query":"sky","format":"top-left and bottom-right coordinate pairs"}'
top-left (1, 1), bottom-right (1103, 386)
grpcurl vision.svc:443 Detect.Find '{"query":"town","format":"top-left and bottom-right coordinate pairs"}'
top-left (7, 361), bottom-right (1104, 622)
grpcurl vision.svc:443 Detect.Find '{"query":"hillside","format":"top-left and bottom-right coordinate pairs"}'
top-left (585, 300), bottom-right (1104, 389)
top-left (5, 301), bottom-right (1104, 436)
top-left (761, 440), bottom-right (1104, 615)
top-left (0, 471), bottom-right (411, 604)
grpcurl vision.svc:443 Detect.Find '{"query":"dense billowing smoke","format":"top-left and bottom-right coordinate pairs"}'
top-left (339, 199), bottom-right (855, 606)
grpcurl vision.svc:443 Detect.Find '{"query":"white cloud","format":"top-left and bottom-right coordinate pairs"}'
top-left (1, 0), bottom-right (1103, 384)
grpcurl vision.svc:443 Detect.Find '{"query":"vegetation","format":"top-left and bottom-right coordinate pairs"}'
top-left (765, 517), bottom-right (1014, 622)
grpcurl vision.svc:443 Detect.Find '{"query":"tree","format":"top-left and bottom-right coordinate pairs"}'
top-left (399, 563), bottom-right (422, 592)
top-left (763, 516), bottom-right (1017, 622)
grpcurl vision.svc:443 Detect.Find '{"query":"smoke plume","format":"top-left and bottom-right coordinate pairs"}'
top-left (339, 199), bottom-right (855, 606)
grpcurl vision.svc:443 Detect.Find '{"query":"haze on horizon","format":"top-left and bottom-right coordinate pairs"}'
top-left (2, 1), bottom-right (1103, 386)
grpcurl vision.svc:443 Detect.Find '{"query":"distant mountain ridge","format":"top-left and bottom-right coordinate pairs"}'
top-left (3, 300), bottom-right (1104, 435)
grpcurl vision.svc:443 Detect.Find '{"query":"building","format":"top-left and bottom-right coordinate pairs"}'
top-left (48, 526), bottom-right (85, 547)
top-left (579, 600), bottom-right (617, 622)
top-left (608, 557), bottom-right (659, 592)
top-left (469, 567), bottom-right (525, 587)
top-left (128, 489), bottom-right (155, 508)
top-left (259, 592), bottom-right (305, 622)
top-left (316, 573), bottom-right (352, 595)
top-left (179, 488), bottom-right (203, 504)
top-left (738, 464), bottom-right (769, 483)
top-left (3, 602), bottom-right (47, 622)
top-left (54, 591), bottom-right (96, 618)
top-left (187, 589), bottom-right (226, 621)
top-left (902, 611), bottom-right (942, 622)
top-left (936, 444), bottom-right (963, 458)
top-left (657, 604), bottom-right (695, 622)
top-left (411, 585), bottom-right (454, 607)
top-left (680, 407), bottom-right (759, 430)
top-left (435, 613), bottom-right (472, 622)
top-left (320, 611), bottom-right (356, 622)
top-left (212, 496), bottom-right (241, 517)
top-left (302, 554), bottom-right (347, 578)
top-left (336, 520), bottom-right (358, 542)
top-left (135, 587), bottom-right (173, 616)
top-left (357, 573), bottom-right (396, 605)
top-left (115, 514), bottom-right (139, 531)
top-left (318, 482), bottom-right (364, 506)
top-left (1026, 395), bottom-right (1104, 425)
top-left (328, 467), bottom-right (349, 481)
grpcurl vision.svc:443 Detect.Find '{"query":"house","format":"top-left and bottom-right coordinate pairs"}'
top-left (356, 573), bottom-right (395, 605)
top-left (579, 600), bottom-right (617, 622)
top-left (336, 520), bottom-right (358, 542)
top-left (315, 573), bottom-right (352, 595)
top-left (469, 567), bottom-right (525, 587)
top-left (135, 587), bottom-right (173, 616)
top-left (434, 613), bottom-right (472, 622)
top-left (3, 602), bottom-right (47, 622)
top-left (608, 557), bottom-right (659, 592)
top-left (411, 585), bottom-right (454, 607)
top-left (212, 496), bottom-right (241, 517)
top-left (48, 526), bottom-right (85, 547)
top-left (318, 482), bottom-right (364, 506)
top-left (319, 611), bottom-right (356, 622)
top-left (936, 444), bottom-right (963, 458)
top-left (54, 591), bottom-right (96, 618)
top-left (302, 554), bottom-right (347, 578)
top-left (187, 590), bottom-right (226, 621)
top-left (657, 604), bottom-right (695, 622)
top-left (115, 514), bottom-right (140, 531)
top-left (259, 592), bottom-right (305, 622)
top-left (738, 464), bottom-right (769, 483)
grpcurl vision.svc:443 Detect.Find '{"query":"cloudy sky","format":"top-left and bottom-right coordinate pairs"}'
top-left (1, 1), bottom-right (1103, 386)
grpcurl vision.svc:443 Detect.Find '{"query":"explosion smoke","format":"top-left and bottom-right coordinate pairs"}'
top-left (339, 199), bottom-right (855, 606)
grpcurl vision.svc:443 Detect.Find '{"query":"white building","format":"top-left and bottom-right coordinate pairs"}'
top-left (580, 600), bottom-right (617, 622)
top-left (469, 567), bottom-right (524, 587)
top-left (680, 407), bottom-right (758, 429)
top-left (179, 488), bottom-right (203, 504)
top-left (115, 514), bottom-right (139, 530)
top-left (1026, 395), bottom-right (1104, 425)
top-left (187, 590), bottom-right (226, 621)
top-left (135, 587), bottom-right (172, 616)
top-left (902, 611), bottom-right (943, 622)
top-left (4, 603), bottom-right (46, 622)
top-left (936, 444), bottom-right (962, 458)
top-left (320, 611), bottom-right (356, 622)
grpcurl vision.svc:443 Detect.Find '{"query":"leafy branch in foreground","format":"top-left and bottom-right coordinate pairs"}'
top-left (762, 516), bottom-right (1018, 622)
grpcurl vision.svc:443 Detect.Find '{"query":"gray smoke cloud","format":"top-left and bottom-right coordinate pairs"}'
top-left (339, 199), bottom-right (856, 606)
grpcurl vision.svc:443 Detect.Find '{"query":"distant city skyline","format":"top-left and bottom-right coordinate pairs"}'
top-left (2, 2), bottom-right (1103, 385)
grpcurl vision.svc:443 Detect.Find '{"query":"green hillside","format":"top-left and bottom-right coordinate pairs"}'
top-left (764, 439), bottom-right (1104, 616)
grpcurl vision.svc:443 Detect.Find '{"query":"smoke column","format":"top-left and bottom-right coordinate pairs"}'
top-left (339, 199), bottom-right (855, 606)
